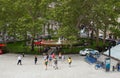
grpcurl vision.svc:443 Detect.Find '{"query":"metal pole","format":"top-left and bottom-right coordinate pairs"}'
top-left (108, 46), bottom-right (111, 57)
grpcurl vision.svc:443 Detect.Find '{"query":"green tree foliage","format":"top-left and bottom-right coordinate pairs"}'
top-left (0, 0), bottom-right (119, 50)
top-left (50, 0), bottom-right (120, 46)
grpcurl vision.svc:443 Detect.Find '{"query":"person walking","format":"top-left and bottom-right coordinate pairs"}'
top-left (48, 55), bottom-right (52, 66)
top-left (17, 55), bottom-right (22, 65)
top-left (46, 54), bottom-right (49, 60)
top-left (43, 54), bottom-right (47, 60)
top-left (34, 56), bottom-right (37, 64)
top-left (22, 53), bottom-right (24, 57)
top-left (51, 53), bottom-right (55, 59)
top-left (58, 52), bottom-right (62, 59)
top-left (68, 57), bottom-right (72, 67)
top-left (116, 62), bottom-right (120, 71)
top-left (62, 55), bottom-right (65, 63)
top-left (53, 58), bottom-right (58, 70)
top-left (44, 59), bottom-right (48, 70)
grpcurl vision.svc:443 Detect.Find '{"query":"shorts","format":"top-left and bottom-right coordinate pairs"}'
top-left (69, 62), bottom-right (71, 64)
top-left (59, 57), bottom-right (61, 59)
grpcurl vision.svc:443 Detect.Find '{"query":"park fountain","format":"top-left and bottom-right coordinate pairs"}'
top-left (34, 37), bottom-right (64, 46)
top-left (57, 38), bottom-right (61, 44)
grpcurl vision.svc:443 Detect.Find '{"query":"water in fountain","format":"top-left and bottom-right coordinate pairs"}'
top-left (57, 38), bottom-right (61, 44)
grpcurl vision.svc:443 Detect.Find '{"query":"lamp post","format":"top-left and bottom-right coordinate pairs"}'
top-left (108, 46), bottom-right (111, 57)
top-left (105, 42), bottom-right (111, 72)
top-left (108, 41), bottom-right (112, 57)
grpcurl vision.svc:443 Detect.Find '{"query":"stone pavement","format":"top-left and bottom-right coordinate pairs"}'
top-left (0, 53), bottom-right (119, 78)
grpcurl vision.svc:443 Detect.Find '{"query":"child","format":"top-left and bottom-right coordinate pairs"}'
top-left (22, 53), bottom-right (24, 57)
top-left (48, 55), bottom-right (52, 66)
top-left (17, 55), bottom-right (22, 65)
top-left (53, 58), bottom-right (58, 70)
top-left (59, 52), bottom-right (62, 59)
top-left (62, 55), bottom-right (65, 63)
top-left (34, 56), bottom-right (37, 64)
top-left (44, 59), bottom-right (48, 70)
top-left (68, 57), bottom-right (72, 67)
top-left (52, 53), bottom-right (55, 59)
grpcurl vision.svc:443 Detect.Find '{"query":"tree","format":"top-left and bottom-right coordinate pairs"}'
top-left (50, 0), bottom-right (120, 47)
top-left (14, 0), bottom-right (50, 51)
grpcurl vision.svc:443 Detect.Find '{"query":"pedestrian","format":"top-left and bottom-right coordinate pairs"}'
top-left (22, 53), bottom-right (24, 57)
top-left (46, 54), bottom-right (49, 60)
top-left (116, 62), bottom-right (120, 71)
top-left (68, 57), bottom-right (72, 67)
top-left (48, 55), bottom-right (52, 66)
top-left (43, 54), bottom-right (47, 60)
top-left (17, 55), bottom-right (22, 65)
top-left (112, 66), bottom-right (115, 71)
top-left (62, 55), bottom-right (65, 63)
top-left (34, 56), bottom-right (37, 64)
top-left (53, 58), bottom-right (58, 70)
top-left (58, 52), bottom-right (62, 59)
top-left (51, 53), bottom-right (55, 59)
top-left (44, 59), bottom-right (48, 70)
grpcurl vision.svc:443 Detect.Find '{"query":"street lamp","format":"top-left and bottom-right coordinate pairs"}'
top-left (108, 41), bottom-right (112, 57)
top-left (108, 46), bottom-right (111, 57)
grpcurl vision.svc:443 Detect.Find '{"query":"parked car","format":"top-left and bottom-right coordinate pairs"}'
top-left (79, 48), bottom-right (99, 56)
top-left (117, 40), bottom-right (120, 45)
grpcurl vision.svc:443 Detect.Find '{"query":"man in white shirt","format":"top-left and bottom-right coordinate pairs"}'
top-left (17, 55), bottom-right (22, 65)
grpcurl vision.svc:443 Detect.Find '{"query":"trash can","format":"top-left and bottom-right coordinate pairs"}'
top-left (105, 58), bottom-right (111, 72)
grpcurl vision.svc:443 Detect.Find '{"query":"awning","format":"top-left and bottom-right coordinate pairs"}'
top-left (34, 41), bottom-right (42, 45)
top-left (0, 44), bottom-right (6, 47)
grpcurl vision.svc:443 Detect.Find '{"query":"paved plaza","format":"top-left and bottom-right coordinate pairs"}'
top-left (0, 53), bottom-right (119, 78)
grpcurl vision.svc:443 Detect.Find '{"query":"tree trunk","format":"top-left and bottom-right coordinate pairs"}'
top-left (24, 31), bottom-right (27, 45)
top-left (47, 23), bottom-right (50, 35)
top-left (31, 20), bottom-right (35, 51)
top-left (103, 26), bottom-right (107, 45)
top-left (24, 31), bottom-right (27, 41)
top-left (2, 25), bottom-right (6, 44)
top-left (43, 24), bottom-right (46, 35)
top-left (13, 26), bottom-right (16, 42)
top-left (31, 37), bottom-right (34, 51)
top-left (90, 30), bottom-right (94, 45)
top-left (96, 28), bottom-right (99, 47)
